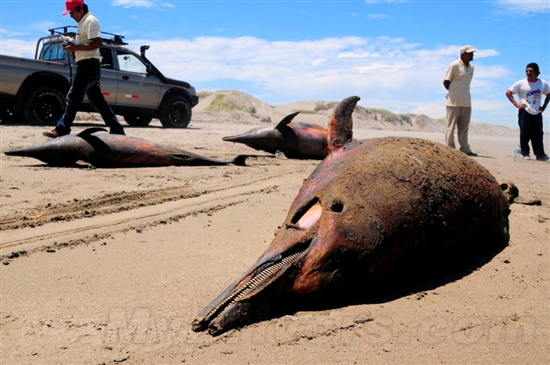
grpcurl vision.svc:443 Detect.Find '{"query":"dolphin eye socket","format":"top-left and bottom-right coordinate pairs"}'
top-left (292, 198), bottom-right (322, 228)
top-left (329, 201), bottom-right (343, 213)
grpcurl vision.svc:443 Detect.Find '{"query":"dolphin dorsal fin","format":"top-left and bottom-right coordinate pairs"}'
top-left (275, 111), bottom-right (300, 131)
top-left (327, 96), bottom-right (360, 153)
top-left (77, 127), bottom-right (108, 138)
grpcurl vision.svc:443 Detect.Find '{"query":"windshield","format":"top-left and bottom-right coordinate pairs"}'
top-left (36, 36), bottom-right (67, 62)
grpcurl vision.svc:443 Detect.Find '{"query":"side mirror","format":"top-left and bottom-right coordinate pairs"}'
top-left (140, 45), bottom-right (150, 58)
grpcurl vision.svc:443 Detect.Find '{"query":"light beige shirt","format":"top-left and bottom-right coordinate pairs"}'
top-left (444, 59), bottom-right (474, 107)
top-left (75, 12), bottom-right (101, 63)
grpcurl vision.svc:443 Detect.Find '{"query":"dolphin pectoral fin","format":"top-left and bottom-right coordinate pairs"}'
top-left (232, 155), bottom-right (249, 166)
top-left (327, 96), bottom-right (360, 151)
top-left (231, 154), bottom-right (278, 166)
top-left (275, 111), bottom-right (301, 130)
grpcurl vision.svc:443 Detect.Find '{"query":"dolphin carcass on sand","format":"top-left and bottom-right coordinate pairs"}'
top-left (4, 128), bottom-right (248, 167)
top-left (222, 111), bottom-right (329, 159)
top-left (192, 95), bottom-right (519, 336)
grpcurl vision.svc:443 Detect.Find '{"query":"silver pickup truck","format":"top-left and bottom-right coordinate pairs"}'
top-left (0, 26), bottom-right (198, 128)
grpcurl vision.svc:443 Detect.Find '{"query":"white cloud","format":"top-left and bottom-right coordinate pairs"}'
top-left (0, 32), bottom-right (511, 125)
top-left (365, 0), bottom-right (406, 3)
top-left (126, 36), bottom-right (502, 115)
top-left (368, 14), bottom-right (389, 19)
top-left (30, 21), bottom-right (58, 32)
top-left (495, 0), bottom-right (550, 15)
top-left (0, 28), bottom-right (29, 37)
top-left (0, 38), bottom-right (36, 58)
top-left (111, 0), bottom-right (174, 9)
top-left (112, 0), bottom-right (153, 8)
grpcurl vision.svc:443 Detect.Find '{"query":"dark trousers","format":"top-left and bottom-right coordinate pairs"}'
top-left (56, 58), bottom-right (124, 135)
top-left (518, 109), bottom-right (545, 158)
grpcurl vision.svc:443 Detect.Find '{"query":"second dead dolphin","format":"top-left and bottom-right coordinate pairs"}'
top-left (222, 112), bottom-right (329, 159)
top-left (4, 128), bottom-right (248, 167)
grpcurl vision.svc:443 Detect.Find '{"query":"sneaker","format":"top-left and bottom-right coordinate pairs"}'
top-left (464, 151), bottom-right (478, 157)
top-left (536, 155), bottom-right (550, 162)
top-left (522, 155), bottom-right (531, 160)
top-left (42, 129), bottom-right (62, 138)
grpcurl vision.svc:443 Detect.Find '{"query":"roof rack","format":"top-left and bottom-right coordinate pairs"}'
top-left (47, 26), bottom-right (128, 46)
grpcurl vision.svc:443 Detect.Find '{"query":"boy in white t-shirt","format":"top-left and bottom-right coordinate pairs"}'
top-left (506, 62), bottom-right (550, 161)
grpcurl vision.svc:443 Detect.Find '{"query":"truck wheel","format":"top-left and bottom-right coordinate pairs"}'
top-left (124, 114), bottom-right (152, 127)
top-left (159, 95), bottom-right (191, 128)
top-left (23, 86), bottom-right (65, 126)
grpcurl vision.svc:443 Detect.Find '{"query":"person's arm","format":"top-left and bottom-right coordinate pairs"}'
top-left (541, 93), bottom-right (550, 112)
top-left (505, 89), bottom-right (525, 109)
top-left (64, 37), bottom-right (102, 52)
top-left (443, 63), bottom-right (455, 91)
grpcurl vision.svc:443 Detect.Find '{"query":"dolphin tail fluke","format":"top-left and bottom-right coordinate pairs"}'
top-left (500, 181), bottom-right (540, 205)
top-left (500, 182), bottom-right (519, 204)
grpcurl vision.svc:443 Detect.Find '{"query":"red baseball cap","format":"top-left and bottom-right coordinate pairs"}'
top-left (62, 0), bottom-right (85, 16)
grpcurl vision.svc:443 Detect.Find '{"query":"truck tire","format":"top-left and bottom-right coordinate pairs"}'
top-left (159, 95), bottom-right (191, 128)
top-left (23, 86), bottom-right (65, 126)
top-left (124, 114), bottom-right (152, 127)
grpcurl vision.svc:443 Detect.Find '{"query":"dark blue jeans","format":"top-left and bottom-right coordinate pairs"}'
top-left (56, 58), bottom-right (124, 135)
top-left (518, 109), bottom-right (545, 158)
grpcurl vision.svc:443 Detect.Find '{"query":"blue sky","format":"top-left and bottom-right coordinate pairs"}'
top-left (1, 0), bottom-right (549, 128)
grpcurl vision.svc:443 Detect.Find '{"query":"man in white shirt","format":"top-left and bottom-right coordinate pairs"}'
top-left (506, 62), bottom-right (550, 161)
top-left (443, 45), bottom-right (476, 156)
top-left (44, 0), bottom-right (125, 138)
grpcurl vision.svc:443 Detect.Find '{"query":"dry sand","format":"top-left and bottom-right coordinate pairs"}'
top-left (1, 112), bottom-right (549, 364)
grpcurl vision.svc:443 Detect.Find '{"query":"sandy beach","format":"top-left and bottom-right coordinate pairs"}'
top-left (1, 104), bottom-right (549, 364)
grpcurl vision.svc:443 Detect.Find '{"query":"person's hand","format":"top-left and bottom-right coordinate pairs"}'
top-left (516, 102), bottom-right (526, 110)
top-left (63, 41), bottom-right (76, 52)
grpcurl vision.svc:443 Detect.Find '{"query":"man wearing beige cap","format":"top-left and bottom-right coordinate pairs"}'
top-left (43, 0), bottom-right (125, 138)
top-left (443, 45), bottom-right (476, 156)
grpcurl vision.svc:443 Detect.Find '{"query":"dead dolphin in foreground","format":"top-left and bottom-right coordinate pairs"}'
top-left (222, 112), bottom-right (329, 159)
top-left (4, 128), bottom-right (248, 167)
top-left (192, 95), bottom-right (518, 336)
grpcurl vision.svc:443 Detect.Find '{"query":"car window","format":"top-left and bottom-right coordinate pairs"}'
top-left (100, 48), bottom-right (114, 69)
top-left (39, 41), bottom-right (66, 62)
top-left (117, 51), bottom-right (147, 74)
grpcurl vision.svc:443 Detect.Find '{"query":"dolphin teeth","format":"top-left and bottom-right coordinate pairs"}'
top-left (200, 251), bottom-right (303, 327)
top-left (234, 251), bottom-right (301, 301)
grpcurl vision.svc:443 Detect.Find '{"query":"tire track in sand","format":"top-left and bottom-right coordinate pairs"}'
top-left (0, 170), bottom-right (298, 260)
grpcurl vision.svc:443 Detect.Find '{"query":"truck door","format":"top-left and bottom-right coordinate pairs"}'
top-left (114, 50), bottom-right (161, 109)
top-left (97, 47), bottom-right (118, 105)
